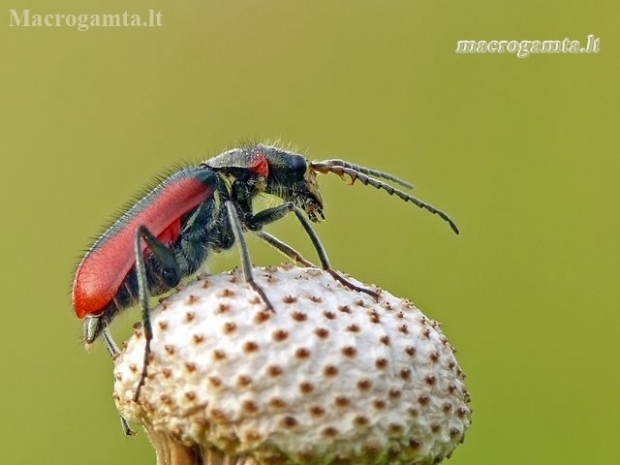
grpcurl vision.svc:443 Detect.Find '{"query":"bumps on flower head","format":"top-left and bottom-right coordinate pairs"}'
top-left (114, 265), bottom-right (471, 465)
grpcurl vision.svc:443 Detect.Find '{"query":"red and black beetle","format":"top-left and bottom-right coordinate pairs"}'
top-left (72, 144), bottom-right (458, 427)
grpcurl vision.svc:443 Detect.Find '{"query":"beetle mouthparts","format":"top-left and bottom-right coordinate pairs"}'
top-left (305, 198), bottom-right (325, 223)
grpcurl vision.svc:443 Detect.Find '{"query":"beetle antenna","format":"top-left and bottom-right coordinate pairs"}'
top-left (311, 161), bottom-right (459, 234)
top-left (314, 159), bottom-right (414, 189)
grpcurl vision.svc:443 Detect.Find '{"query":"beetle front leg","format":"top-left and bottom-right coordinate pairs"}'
top-left (256, 231), bottom-right (316, 267)
top-left (248, 203), bottom-right (380, 300)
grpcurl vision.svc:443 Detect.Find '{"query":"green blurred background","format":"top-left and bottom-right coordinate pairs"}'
top-left (1, 1), bottom-right (618, 464)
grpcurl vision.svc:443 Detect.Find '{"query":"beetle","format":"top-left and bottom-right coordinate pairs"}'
top-left (72, 143), bottom-right (458, 428)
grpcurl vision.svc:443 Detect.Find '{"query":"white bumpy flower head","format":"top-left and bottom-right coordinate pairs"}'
top-left (114, 265), bottom-right (471, 465)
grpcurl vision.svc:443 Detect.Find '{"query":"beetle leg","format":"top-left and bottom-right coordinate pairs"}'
top-left (256, 231), bottom-right (316, 268)
top-left (225, 202), bottom-right (276, 312)
top-left (133, 225), bottom-right (182, 402)
top-left (120, 415), bottom-right (136, 436)
top-left (249, 203), bottom-right (380, 300)
top-left (101, 326), bottom-right (121, 357)
top-left (92, 322), bottom-right (136, 435)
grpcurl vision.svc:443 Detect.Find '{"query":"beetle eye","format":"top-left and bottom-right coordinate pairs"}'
top-left (286, 154), bottom-right (308, 178)
top-left (266, 151), bottom-right (307, 187)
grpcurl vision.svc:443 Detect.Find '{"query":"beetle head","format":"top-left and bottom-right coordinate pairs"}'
top-left (261, 146), bottom-right (325, 223)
